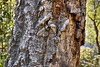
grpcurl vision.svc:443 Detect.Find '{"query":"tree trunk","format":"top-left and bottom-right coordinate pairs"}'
top-left (4, 0), bottom-right (86, 67)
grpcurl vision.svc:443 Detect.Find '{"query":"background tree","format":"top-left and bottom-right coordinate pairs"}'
top-left (4, 0), bottom-right (86, 67)
top-left (86, 0), bottom-right (100, 54)
top-left (79, 0), bottom-right (100, 66)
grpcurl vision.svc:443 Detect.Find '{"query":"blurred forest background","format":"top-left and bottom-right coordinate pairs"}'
top-left (0, 0), bottom-right (100, 67)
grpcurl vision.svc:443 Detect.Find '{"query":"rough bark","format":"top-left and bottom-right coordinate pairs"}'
top-left (4, 0), bottom-right (86, 67)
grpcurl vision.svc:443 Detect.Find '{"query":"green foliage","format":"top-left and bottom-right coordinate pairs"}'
top-left (80, 0), bottom-right (100, 66)
top-left (86, 0), bottom-right (100, 44)
top-left (0, 0), bottom-right (15, 67)
top-left (80, 47), bottom-right (100, 67)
